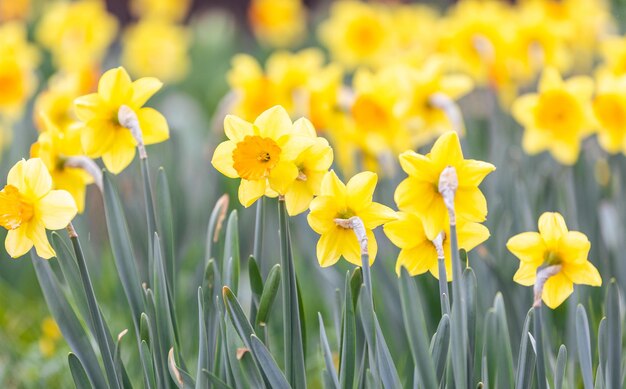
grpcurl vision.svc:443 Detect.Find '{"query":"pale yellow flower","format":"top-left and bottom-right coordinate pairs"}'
top-left (248, 0), bottom-right (306, 48)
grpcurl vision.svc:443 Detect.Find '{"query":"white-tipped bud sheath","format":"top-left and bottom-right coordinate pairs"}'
top-left (438, 166), bottom-right (458, 225)
top-left (533, 265), bottom-right (562, 308)
top-left (118, 105), bottom-right (147, 159)
top-left (334, 216), bottom-right (368, 256)
top-left (432, 231), bottom-right (446, 259)
top-left (429, 92), bottom-right (465, 136)
top-left (64, 156), bottom-right (103, 191)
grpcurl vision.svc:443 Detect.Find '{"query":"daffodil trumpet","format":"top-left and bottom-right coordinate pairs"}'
top-left (432, 231), bottom-right (450, 315)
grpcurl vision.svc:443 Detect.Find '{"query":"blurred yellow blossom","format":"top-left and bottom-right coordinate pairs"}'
top-left (130, 0), bottom-right (191, 22)
top-left (598, 35), bottom-right (626, 78)
top-left (36, 0), bottom-right (118, 71)
top-left (0, 158), bottom-right (77, 259)
top-left (512, 67), bottom-right (595, 165)
top-left (0, 0), bottom-right (30, 22)
top-left (318, 1), bottom-right (393, 69)
top-left (395, 131), bottom-right (495, 240)
top-left (307, 170), bottom-right (396, 267)
top-left (507, 212), bottom-right (602, 309)
top-left (385, 212), bottom-right (489, 280)
top-left (74, 67), bottom-right (169, 174)
top-left (211, 106), bottom-right (314, 207)
top-left (121, 18), bottom-right (191, 83)
top-left (38, 316), bottom-right (62, 357)
top-left (592, 75), bottom-right (626, 154)
top-left (248, 0), bottom-right (306, 48)
top-left (30, 131), bottom-right (94, 213)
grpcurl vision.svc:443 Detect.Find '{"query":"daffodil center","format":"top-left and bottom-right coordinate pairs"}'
top-left (352, 96), bottom-right (390, 131)
top-left (535, 90), bottom-right (583, 134)
top-left (232, 135), bottom-right (281, 181)
top-left (335, 208), bottom-right (356, 226)
top-left (543, 250), bottom-right (562, 266)
top-left (0, 185), bottom-right (33, 230)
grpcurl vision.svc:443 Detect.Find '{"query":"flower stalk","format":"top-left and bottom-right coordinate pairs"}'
top-left (432, 232), bottom-right (450, 315)
top-left (533, 265), bottom-right (562, 389)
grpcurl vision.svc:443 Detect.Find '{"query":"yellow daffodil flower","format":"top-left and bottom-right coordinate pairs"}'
top-left (36, 0), bottom-right (118, 71)
top-left (121, 18), bottom-right (191, 83)
top-left (74, 67), bottom-right (170, 174)
top-left (0, 0), bottom-right (31, 22)
top-left (592, 75), bottom-right (626, 154)
top-left (31, 131), bottom-right (94, 213)
top-left (384, 212), bottom-right (489, 280)
top-left (318, 1), bottom-right (393, 69)
top-left (130, 0), bottom-right (191, 22)
top-left (248, 0), bottom-right (306, 48)
top-left (211, 105), bottom-right (313, 207)
top-left (0, 22), bottom-right (40, 120)
top-left (512, 67), bottom-right (595, 165)
top-left (307, 170), bottom-right (396, 267)
top-left (395, 131), bottom-right (495, 240)
top-left (283, 119), bottom-right (333, 216)
top-left (39, 316), bottom-right (61, 358)
top-left (598, 35), bottom-right (626, 78)
top-left (0, 158), bottom-right (77, 259)
top-left (507, 212), bottom-right (602, 309)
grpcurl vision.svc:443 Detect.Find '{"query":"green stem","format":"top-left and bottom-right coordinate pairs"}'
top-left (437, 257), bottom-right (450, 316)
top-left (140, 156), bottom-right (157, 277)
top-left (361, 253), bottom-right (374, 314)
top-left (534, 305), bottom-right (548, 389)
top-left (449, 222), bottom-right (469, 388)
top-left (253, 197), bottom-right (265, 271)
top-left (69, 227), bottom-right (122, 389)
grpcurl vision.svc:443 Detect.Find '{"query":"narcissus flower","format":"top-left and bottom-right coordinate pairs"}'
top-left (211, 106), bottom-right (313, 207)
top-left (507, 212), bottom-right (602, 309)
top-left (592, 75), bottom-right (626, 154)
top-left (74, 67), bottom-right (169, 174)
top-left (395, 131), bottom-right (495, 240)
top-left (307, 170), bottom-right (396, 267)
top-left (248, 0), bottom-right (306, 48)
top-left (36, 0), bottom-right (118, 71)
top-left (121, 18), bottom-right (191, 83)
top-left (130, 0), bottom-right (191, 22)
top-left (0, 158), bottom-right (77, 259)
top-left (282, 119), bottom-right (333, 216)
top-left (384, 212), bottom-right (489, 280)
top-left (512, 67), bottom-right (595, 165)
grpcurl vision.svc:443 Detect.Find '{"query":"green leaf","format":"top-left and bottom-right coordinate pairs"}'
top-left (168, 348), bottom-right (195, 388)
top-left (31, 253), bottom-right (107, 389)
top-left (349, 267), bottom-right (362, 310)
top-left (576, 304), bottom-right (593, 389)
top-left (205, 195), bottom-right (229, 269)
top-left (515, 309), bottom-right (535, 389)
top-left (319, 313), bottom-right (340, 389)
top-left (141, 340), bottom-right (156, 389)
top-left (250, 335), bottom-right (291, 389)
top-left (430, 314), bottom-right (450, 384)
top-left (399, 269), bottom-right (438, 389)
top-left (554, 345), bottom-right (567, 389)
top-left (143, 289), bottom-right (169, 389)
top-left (223, 286), bottom-right (256, 350)
top-left (155, 167), bottom-right (176, 294)
top-left (202, 370), bottom-right (233, 389)
top-left (68, 353), bottom-right (93, 389)
top-left (606, 279), bottom-right (621, 389)
top-left (339, 272), bottom-right (356, 389)
top-left (464, 267), bottom-right (477, 378)
top-left (255, 264), bottom-right (281, 327)
top-left (223, 210), bottom-right (240, 293)
top-left (248, 256), bottom-right (264, 299)
top-left (196, 288), bottom-right (209, 389)
top-left (374, 314), bottom-right (402, 389)
top-left (140, 156), bottom-right (158, 268)
top-left (597, 317), bottom-right (607, 385)
top-left (448, 224), bottom-right (468, 389)
top-left (494, 293), bottom-right (515, 388)
top-left (102, 173), bottom-right (145, 325)
top-left (481, 310), bottom-right (497, 388)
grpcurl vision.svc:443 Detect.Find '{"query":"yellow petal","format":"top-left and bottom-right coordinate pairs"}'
top-left (81, 119), bottom-right (117, 158)
top-left (457, 221), bottom-right (490, 252)
top-left (320, 170), bottom-right (346, 198)
top-left (430, 131), bottom-right (464, 171)
top-left (5, 226), bottom-right (33, 258)
top-left (284, 181), bottom-right (314, 216)
top-left (359, 202), bottom-right (397, 229)
top-left (398, 151), bottom-right (437, 182)
top-left (254, 105), bottom-right (292, 140)
top-left (420, 198), bottom-right (447, 240)
top-left (308, 196), bottom-right (341, 234)
top-left (224, 115), bottom-right (254, 143)
top-left (542, 272), bottom-right (573, 309)
top-left (440, 74), bottom-right (474, 99)
top-left (346, 171), bottom-right (377, 212)
top-left (455, 187), bottom-right (488, 222)
top-left (522, 128), bottom-right (550, 155)
top-left (341, 229), bottom-right (374, 267)
top-left (511, 94), bottom-right (538, 127)
top-left (394, 177), bottom-right (436, 214)
top-left (427, 244), bottom-right (451, 281)
top-left (28, 223), bottom-right (56, 259)
top-left (9, 158), bottom-right (53, 199)
top-left (563, 260), bottom-right (602, 286)
top-left (268, 161), bottom-right (299, 195)
top-left (130, 77), bottom-right (162, 108)
top-left (280, 135), bottom-right (314, 161)
top-left (538, 67), bottom-right (563, 93)
top-left (38, 190), bottom-right (78, 230)
top-left (513, 262), bottom-right (539, 286)
top-left (506, 232), bottom-right (545, 263)
top-left (566, 76), bottom-right (594, 103)
top-left (211, 141), bottom-right (238, 178)
top-left (316, 228), bottom-right (355, 267)
top-left (74, 93), bottom-right (103, 122)
top-left (293, 117), bottom-right (317, 138)
top-left (365, 229), bottom-right (378, 266)
top-left (549, 140), bottom-right (580, 165)
top-left (560, 231), bottom-right (591, 264)
top-left (98, 67), bottom-right (132, 105)
top-left (383, 212), bottom-right (427, 249)
top-left (538, 212), bottom-right (568, 247)
top-left (137, 108), bottom-right (169, 145)
top-left (457, 159), bottom-right (495, 187)
top-left (101, 131), bottom-right (137, 174)
top-left (238, 179), bottom-right (266, 207)
top-left (397, 242), bottom-right (437, 277)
